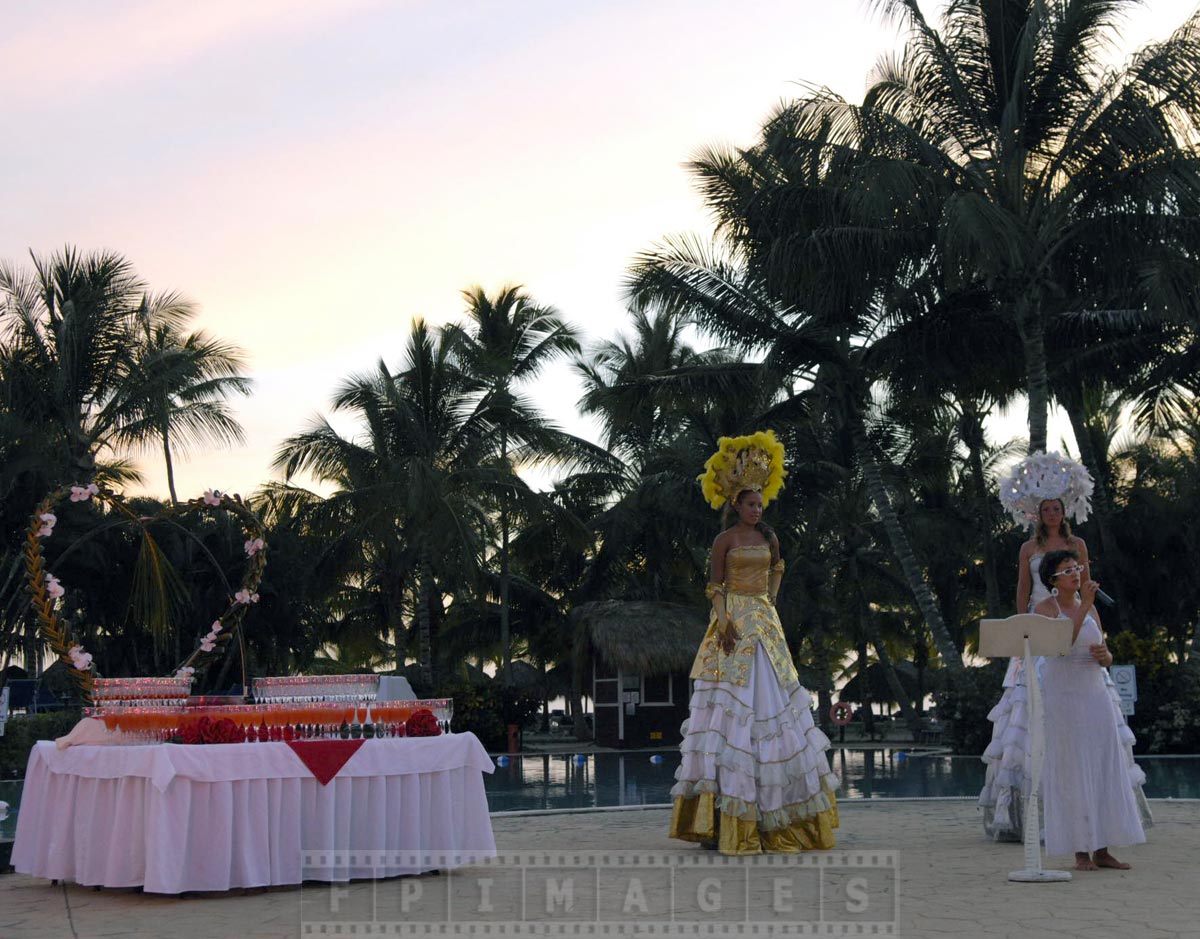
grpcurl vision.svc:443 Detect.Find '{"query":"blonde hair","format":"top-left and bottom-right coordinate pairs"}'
top-left (1035, 498), bottom-right (1072, 547)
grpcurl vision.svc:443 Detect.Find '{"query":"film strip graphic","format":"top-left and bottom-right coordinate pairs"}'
top-left (300, 849), bottom-right (898, 937)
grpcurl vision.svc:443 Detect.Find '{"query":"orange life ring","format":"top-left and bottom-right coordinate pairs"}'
top-left (830, 702), bottom-right (853, 726)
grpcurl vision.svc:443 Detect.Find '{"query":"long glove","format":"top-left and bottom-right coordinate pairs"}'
top-left (706, 584), bottom-right (737, 653)
top-left (768, 557), bottom-right (785, 605)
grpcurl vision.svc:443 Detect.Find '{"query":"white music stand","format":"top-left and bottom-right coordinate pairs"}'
top-left (979, 613), bottom-right (1075, 884)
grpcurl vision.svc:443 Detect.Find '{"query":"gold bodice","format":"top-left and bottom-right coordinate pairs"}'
top-left (724, 544), bottom-right (772, 597)
top-left (690, 544), bottom-right (797, 687)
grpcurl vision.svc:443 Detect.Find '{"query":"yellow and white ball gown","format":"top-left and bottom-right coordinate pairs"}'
top-left (669, 544), bottom-right (840, 855)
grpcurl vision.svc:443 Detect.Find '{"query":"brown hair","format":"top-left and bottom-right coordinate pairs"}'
top-left (1035, 499), bottom-right (1072, 548)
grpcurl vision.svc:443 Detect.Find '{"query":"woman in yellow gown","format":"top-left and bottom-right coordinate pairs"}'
top-left (669, 432), bottom-right (839, 855)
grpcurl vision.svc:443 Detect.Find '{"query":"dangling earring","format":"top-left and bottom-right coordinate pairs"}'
top-left (1051, 587), bottom-right (1059, 598)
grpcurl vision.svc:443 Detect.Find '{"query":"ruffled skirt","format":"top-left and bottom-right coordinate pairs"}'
top-left (978, 657), bottom-right (1034, 842)
top-left (669, 644), bottom-right (840, 855)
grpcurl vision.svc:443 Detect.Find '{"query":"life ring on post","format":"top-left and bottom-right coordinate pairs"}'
top-left (830, 702), bottom-right (853, 726)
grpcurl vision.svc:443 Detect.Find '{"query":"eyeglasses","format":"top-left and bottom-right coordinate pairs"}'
top-left (1051, 565), bottom-right (1085, 578)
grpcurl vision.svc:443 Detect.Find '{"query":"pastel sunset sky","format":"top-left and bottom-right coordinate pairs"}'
top-left (3, 0), bottom-right (1193, 499)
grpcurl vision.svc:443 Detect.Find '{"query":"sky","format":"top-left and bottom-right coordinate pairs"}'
top-left (2, 0), bottom-right (1195, 500)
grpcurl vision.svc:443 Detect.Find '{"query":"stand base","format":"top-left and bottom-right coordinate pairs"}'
top-left (1008, 869), bottom-right (1072, 883)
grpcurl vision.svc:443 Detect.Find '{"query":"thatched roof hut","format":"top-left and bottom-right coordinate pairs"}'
top-left (571, 600), bottom-right (708, 674)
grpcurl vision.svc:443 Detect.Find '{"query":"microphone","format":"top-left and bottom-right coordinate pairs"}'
top-left (1094, 588), bottom-right (1116, 608)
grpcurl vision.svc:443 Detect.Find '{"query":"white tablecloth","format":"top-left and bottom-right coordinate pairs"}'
top-left (12, 734), bottom-right (496, 893)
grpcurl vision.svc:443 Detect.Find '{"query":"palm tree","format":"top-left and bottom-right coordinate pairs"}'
top-left (626, 229), bottom-right (967, 673)
top-left (0, 247), bottom-right (217, 674)
top-left (572, 308), bottom-right (771, 602)
top-left (275, 319), bottom-right (542, 689)
top-left (854, 0), bottom-right (1200, 452)
top-left (443, 286), bottom-right (581, 686)
top-left (115, 293), bottom-right (252, 504)
top-left (0, 247), bottom-right (150, 480)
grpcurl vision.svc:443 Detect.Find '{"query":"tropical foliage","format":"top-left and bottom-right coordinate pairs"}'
top-left (3, 2), bottom-right (1200, 752)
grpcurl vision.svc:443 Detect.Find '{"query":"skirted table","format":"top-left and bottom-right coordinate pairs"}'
top-left (12, 733), bottom-right (496, 894)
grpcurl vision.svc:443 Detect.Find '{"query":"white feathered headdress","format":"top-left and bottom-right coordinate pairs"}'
top-left (998, 451), bottom-right (1094, 528)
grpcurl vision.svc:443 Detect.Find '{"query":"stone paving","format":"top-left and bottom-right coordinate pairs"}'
top-left (1, 800), bottom-right (1196, 938)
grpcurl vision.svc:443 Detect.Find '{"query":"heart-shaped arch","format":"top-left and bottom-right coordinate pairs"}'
top-left (24, 484), bottom-right (267, 703)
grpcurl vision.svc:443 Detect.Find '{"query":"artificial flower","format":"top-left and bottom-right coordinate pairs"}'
top-left (244, 537), bottom-right (265, 557)
top-left (69, 483), bottom-right (99, 502)
top-left (202, 488), bottom-right (222, 506)
top-left (406, 708), bottom-right (442, 737)
top-left (67, 644), bottom-right (93, 670)
top-left (209, 620), bottom-right (222, 634)
top-left (234, 588), bottom-right (260, 605)
top-left (175, 666), bottom-right (195, 680)
top-left (200, 637), bottom-right (216, 652)
top-left (36, 512), bottom-right (57, 537)
top-left (176, 716), bottom-right (246, 746)
top-left (45, 573), bottom-right (64, 600)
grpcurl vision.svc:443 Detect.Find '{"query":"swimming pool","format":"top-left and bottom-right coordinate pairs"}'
top-left (1, 751), bottom-right (1195, 838)
top-left (483, 748), bottom-right (1200, 813)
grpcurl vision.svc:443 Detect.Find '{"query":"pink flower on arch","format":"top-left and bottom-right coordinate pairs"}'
top-left (200, 638), bottom-right (216, 653)
top-left (209, 620), bottom-right (223, 634)
top-left (244, 537), bottom-right (265, 557)
top-left (202, 489), bottom-right (222, 506)
top-left (45, 573), bottom-right (64, 600)
top-left (69, 483), bottom-right (100, 502)
top-left (234, 588), bottom-right (260, 605)
top-left (67, 644), bottom-right (92, 670)
top-left (36, 512), bottom-right (57, 537)
top-left (175, 666), bottom-right (196, 680)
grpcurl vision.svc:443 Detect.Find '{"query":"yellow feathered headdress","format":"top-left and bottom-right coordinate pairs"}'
top-left (698, 430), bottom-right (787, 510)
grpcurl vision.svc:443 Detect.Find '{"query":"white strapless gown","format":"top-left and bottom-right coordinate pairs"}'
top-left (1042, 612), bottom-right (1147, 855)
top-left (978, 554), bottom-right (1151, 841)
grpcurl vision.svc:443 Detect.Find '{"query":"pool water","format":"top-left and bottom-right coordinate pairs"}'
top-left (484, 749), bottom-right (1200, 813)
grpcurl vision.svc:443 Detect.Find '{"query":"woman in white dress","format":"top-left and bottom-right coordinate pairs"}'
top-left (1035, 550), bottom-right (1145, 869)
top-left (979, 499), bottom-right (1087, 840)
top-left (670, 431), bottom-right (839, 855)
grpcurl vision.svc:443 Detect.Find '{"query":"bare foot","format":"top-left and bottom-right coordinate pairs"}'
top-left (1093, 850), bottom-right (1130, 870)
top-left (1074, 853), bottom-right (1099, 871)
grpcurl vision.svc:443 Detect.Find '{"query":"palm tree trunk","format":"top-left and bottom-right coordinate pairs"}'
top-left (961, 403), bottom-right (1002, 615)
top-left (23, 611), bottom-right (40, 677)
top-left (162, 419), bottom-right (179, 506)
top-left (1017, 298), bottom-right (1050, 453)
top-left (869, 635), bottom-right (921, 736)
top-left (570, 623), bottom-right (589, 741)
top-left (418, 552), bottom-right (436, 691)
top-left (855, 640), bottom-right (875, 737)
top-left (852, 422), bottom-right (964, 672)
top-left (810, 626), bottom-right (835, 734)
top-left (499, 426), bottom-right (513, 686)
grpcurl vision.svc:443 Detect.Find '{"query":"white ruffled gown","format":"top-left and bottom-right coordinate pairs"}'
top-left (1042, 608), bottom-right (1147, 856)
top-left (978, 553), bottom-right (1152, 840)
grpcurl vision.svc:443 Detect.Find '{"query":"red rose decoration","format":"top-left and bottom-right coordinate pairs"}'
top-left (213, 718), bottom-right (243, 743)
top-left (177, 715), bottom-right (246, 744)
top-left (406, 708), bottom-right (441, 737)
